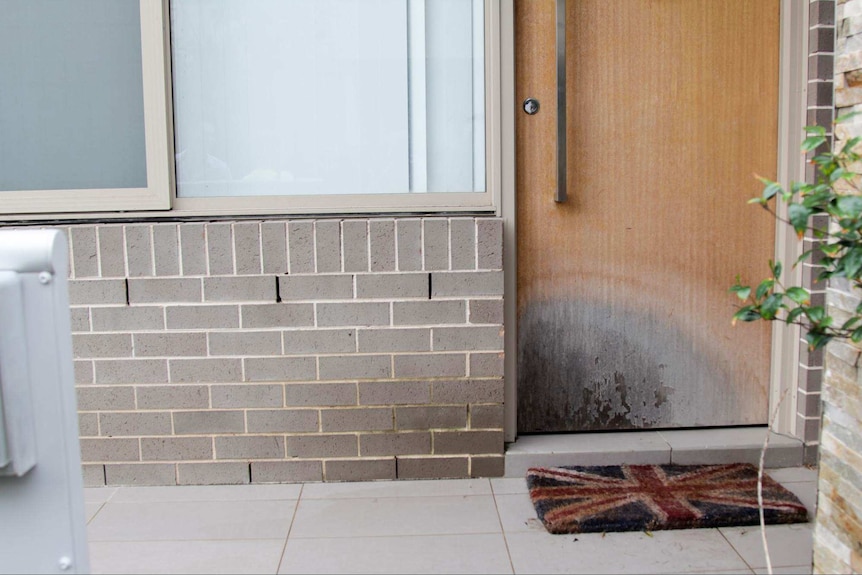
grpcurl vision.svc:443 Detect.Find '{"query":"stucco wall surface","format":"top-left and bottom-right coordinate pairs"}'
top-left (51, 217), bottom-right (504, 486)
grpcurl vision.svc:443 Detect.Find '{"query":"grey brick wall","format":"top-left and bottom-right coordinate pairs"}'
top-left (59, 217), bottom-right (504, 486)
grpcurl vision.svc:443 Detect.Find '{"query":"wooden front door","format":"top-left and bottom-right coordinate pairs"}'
top-left (515, 0), bottom-right (780, 433)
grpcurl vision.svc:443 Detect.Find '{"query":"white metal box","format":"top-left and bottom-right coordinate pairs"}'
top-left (0, 230), bottom-right (89, 574)
top-left (0, 270), bottom-right (38, 477)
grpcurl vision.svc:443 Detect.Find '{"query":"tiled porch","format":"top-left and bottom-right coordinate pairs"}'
top-left (84, 466), bottom-right (817, 574)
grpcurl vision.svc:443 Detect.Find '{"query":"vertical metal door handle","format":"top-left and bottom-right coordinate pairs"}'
top-left (555, 0), bottom-right (567, 203)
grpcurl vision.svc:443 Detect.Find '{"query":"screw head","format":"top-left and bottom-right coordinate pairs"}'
top-left (39, 271), bottom-right (52, 285)
top-left (58, 556), bottom-right (72, 571)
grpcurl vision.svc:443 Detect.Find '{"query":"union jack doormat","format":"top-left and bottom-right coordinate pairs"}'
top-left (526, 463), bottom-right (808, 534)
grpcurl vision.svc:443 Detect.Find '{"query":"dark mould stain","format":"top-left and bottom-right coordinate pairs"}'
top-left (517, 299), bottom-right (755, 433)
top-left (654, 385), bottom-right (674, 408)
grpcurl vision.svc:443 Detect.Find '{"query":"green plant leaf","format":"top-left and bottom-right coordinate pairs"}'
top-left (786, 307), bottom-right (805, 324)
top-left (767, 260), bottom-right (782, 279)
top-left (806, 306), bottom-right (826, 323)
top-left (806, 331), bottom-right (834, 351)
top-left (760, 294), bottom-right (783, 319)
top-left (785, 287), bottom-right (810, 304)
top-left (805, 125), bottom-right (827, 137)
top-left (732, 308), bottom-right (761, 325)
top-left (821, 243), bottom-right (842, 256)
top-left (837, 195), bottom-right (862, 218)
top-left (839, 246), bottom-right (862, 279)
top-left (853, 327), bottom-right (862, 343)
top-left (762, 181), bottom-right (783, 201)
top-left (791, 181), bottom-right (810, 194)
top-left (801, 136), bottom-right (827, 153)
top-left (817, 268), bottom-right (834, 283)
top-left (835, 111), bottom-right (862, 124)
top-left (811, 183), bottom-right (833, 195)
top-left (788, 204), bottom-right (813, 238)
top-left (729, 285), bottom-right (751, 300)
top-left (794, 248), bottom-right (818, 266)
top-left (803, 190), bottom-right (834, 208)
top-left (842, 136), bottom-right (862, 154)
top-left (830, 167), bottom-right (851, 183)
top-left (814, 153), bottom-right (837, 167)
top-left (755, 278), bottom-right (774, 300)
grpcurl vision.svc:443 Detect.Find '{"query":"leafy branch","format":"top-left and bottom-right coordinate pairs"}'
top-left (731, 115), bottom-right (862, 351)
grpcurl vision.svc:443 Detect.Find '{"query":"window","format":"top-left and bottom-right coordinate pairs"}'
top-left (0, 0), bottom-right (499, 217)
top-left (0, 0), bottom-right (171, 214)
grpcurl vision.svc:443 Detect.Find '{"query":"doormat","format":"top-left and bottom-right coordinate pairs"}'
top-left (526, 463), bottom-right (808, 534)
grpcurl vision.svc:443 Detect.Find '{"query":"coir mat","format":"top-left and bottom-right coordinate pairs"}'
top-left (526, 463), bottom-right (808, 534)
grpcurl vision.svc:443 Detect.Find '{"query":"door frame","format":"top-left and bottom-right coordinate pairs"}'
top-left (499, 0), bottom-right (809, 442)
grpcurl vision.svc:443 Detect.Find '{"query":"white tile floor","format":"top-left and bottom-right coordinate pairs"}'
top-left (85, 467), bottom-right (818, 575)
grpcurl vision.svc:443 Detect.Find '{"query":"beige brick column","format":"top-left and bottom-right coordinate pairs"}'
top-left (815, 0), bottom-right (862, 572)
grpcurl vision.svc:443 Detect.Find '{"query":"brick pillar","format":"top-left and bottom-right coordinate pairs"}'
top-left (801, 0), bottom-right (838, 464)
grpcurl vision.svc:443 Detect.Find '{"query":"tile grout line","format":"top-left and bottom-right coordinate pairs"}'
top-left (656, 430), bottom-right (674, 464)
top-left (85, 501), bottom-right (108, 526)
top-left (88, 537), bottom-right (299, 544)
top-left (105, 486), bottom-right (120, 503)
top-left (92, 495), bottom-right (304, 504)
top-left (489, 478), bottom-right (518, 575)
top-left (296, 488), bottom-right (499, 501)
top-left (716, 526), bottom-right (760, 573)
top-left (276, 483), bottom-right (305, 574)
top-left (283, 530), bottom-right (509, 541)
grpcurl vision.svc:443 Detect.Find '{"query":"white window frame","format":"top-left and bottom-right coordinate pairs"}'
top-left (2, 0), bottom-right (173, 216)
top-left (4, 0), bottom-right (502, 220)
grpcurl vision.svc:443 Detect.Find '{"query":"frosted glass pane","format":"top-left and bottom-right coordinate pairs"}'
top-left (0, 1), bottom-right (147, 192)
top-left (426, 0), bottom-right (484, 192)
top-left (172, 0), bottom-right (484, 197)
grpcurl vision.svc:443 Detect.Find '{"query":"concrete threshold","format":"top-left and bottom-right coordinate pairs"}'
top-left (503, 426), bottom-right (804, 477)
